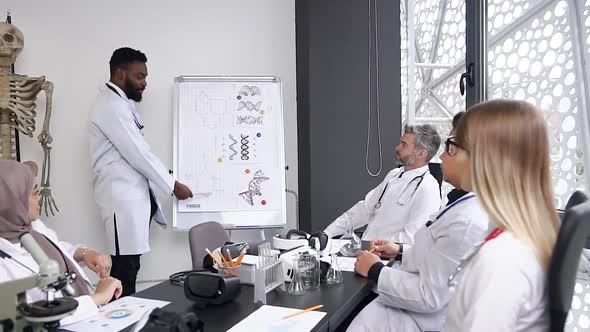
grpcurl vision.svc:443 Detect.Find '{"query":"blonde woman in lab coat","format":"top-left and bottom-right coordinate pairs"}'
top-left (349, 112), bottom-right (488, 332)
top-left (443, 99), bottom-right (560, 331)
top-left (0, 160), bottom-right (122, 326)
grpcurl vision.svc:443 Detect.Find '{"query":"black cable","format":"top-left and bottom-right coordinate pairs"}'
top-left (0, 249), bottom-right (38, 275)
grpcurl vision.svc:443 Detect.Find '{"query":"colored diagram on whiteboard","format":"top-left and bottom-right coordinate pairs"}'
top-left (177, 82), bottom-right (282, 212)
top-left (239, 170), bottom-right (269, 206)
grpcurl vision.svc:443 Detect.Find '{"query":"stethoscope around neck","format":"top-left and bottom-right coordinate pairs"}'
top-left (43, 235), bottom-right (77, 282)
top-left (374, 170), bottom-right (428, 209)
top-left (425, 193), bottom-right (476, 227)
top-left (0, 236), bottom-right (79, 293)
top-left (105, 83), bottom-right (144, 131)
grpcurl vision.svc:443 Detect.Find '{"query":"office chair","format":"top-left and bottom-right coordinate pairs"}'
top-left (569, 191), bottom-right (589, 249)
top-left (188, 222), bottom-right (229, 269)
top-left (565, 191), bottom-right (588, 211)
top-left (428, 162), bottom-right (443, 197)
top-left (548, 200), bottom-right (590, 332)
top-left (563, 191), bottom-right (589, 248)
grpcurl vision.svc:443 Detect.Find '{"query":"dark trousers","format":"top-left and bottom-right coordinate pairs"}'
top-left (111, 254), bottom-right (141, 297)
top-left (110, 190), bottom-right (157, 297)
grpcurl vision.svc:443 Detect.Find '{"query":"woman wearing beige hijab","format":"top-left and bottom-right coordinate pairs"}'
top-left (0, 160), bottom-right (123, 326)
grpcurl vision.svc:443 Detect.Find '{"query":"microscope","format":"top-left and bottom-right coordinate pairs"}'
top-left (0, 233), bottom-right (78, 332)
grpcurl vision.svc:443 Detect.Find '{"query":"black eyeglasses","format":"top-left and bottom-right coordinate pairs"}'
top-left (444, 136), bottom-right (464, 157)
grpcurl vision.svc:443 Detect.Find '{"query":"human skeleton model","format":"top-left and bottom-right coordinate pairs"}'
top-left (0, 22), bottom-right (58, 215)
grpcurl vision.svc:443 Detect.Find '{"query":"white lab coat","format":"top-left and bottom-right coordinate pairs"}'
top-left (325, 165), bottom-right (441, 244)
top-left (348, 194), bottom-right (488, 332)
top-left (443, 231), bottom-right (549, 332)
top-left (0, 220), bottom-right (97, 327)
top-left (89, 83), bottom-right (175, 255)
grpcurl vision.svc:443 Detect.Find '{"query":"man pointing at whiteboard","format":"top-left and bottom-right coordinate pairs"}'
top-left (89, 47), bottom-right (193, 296)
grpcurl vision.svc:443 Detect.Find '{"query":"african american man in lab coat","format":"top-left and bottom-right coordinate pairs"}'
top-left (324, 124), bottom-right (442, 245)
top-left (89, 47), bottom-right (193, 296)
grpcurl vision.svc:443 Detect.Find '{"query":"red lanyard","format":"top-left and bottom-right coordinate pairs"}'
top-left (484, 227), bottom-right (504, 243)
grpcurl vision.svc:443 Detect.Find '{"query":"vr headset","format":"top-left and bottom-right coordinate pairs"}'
top-left (183, 271), bottom-right (241, 307)
top-left (273, 230), bottom-right (329, 251)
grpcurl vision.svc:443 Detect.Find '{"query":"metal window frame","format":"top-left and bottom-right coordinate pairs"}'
top-left (567, 0), bottom-right (590, 192)
top-left (465, 0), bottom-right (487, 108)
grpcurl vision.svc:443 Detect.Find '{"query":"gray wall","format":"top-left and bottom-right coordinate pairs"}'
top-left (297, 0), bottom-right (402, 232)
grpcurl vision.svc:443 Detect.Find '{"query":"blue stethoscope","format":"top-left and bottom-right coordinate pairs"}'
top-left (425, 193), bottom-right (476, 227)
top-left (374, 170), bottom-right (428, 209)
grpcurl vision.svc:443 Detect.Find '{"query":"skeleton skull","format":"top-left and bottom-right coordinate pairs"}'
top-left (0, 22), bottom-right (24, 67)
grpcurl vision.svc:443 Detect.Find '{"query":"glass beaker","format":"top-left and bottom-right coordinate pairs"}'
top-left (297, 251), bottom-right (320, 290)
top-left (326, 253), bottom-right (343, 285)
top-left (339, 213), bottom-right (361, 257)
top-left (288, 257), bottom-right (305, 295)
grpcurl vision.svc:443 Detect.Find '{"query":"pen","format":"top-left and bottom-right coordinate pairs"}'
top-left (205, 248), bottom-right (224, 268)
top-left (227, 249), bottom-right (234, 267)
top-left (282, 304), bottom-right (324, 320)
top-left (219, 251), bottom-right (231, 267)
top-left (235, 250), bottom-right (246, 266)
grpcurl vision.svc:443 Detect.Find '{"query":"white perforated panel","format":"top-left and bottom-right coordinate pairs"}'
top-left (401, 0), bottom-right (587, 210)
top-left (488, 0), bottom-right (586, 209)
top-left (402, 0), bottom-right (590, 330)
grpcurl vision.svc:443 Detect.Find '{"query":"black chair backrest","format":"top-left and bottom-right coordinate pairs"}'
top-left (428, 162), bottom-right (443, 197)
top-left (548, 200), bottom-right (590, 331)
top-left (565, 191), bottom-right (590, 249)
top-left (565, 191), bottom-right (588, 211)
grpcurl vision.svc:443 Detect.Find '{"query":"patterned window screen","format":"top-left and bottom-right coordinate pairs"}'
top-left (401, 0), bottom-right (588, 210)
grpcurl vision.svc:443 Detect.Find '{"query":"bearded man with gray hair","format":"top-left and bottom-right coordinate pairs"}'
top-left (324, 124), bottom-right (442, 245)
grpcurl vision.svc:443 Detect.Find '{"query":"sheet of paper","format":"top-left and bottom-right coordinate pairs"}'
top-left (228, 305), bottom-right (326, 332)
top-left (63, 296), bottom-right (170, 332)
top-left (320, 256), bottom-right (357, 272)
top-left (240, 254), bottom-right (260, 265)
top-left (322, 239), bottom-right (349, 256)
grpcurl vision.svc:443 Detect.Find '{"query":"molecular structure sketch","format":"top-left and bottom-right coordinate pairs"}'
top-left (239, 85), bottom-right (261, 96)
top-left (228, 134), bottom-right (238, 161)
top-left (239, 170), bottom-right (270, 206)
top-left (237, 101), bottom-right (262, 112)
top-left (194, 91), bottom-right (226, 129)
top-left (235, 115), bottom-right (264, 126)
top-left (240, 134), bottom-right (250, 161)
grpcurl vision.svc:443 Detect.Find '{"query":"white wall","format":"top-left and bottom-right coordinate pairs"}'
top-left (5, 0), bottom-right (297, 285)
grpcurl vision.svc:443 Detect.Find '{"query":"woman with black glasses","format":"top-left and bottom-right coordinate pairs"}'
top-left (443, 99), bottom-right (559, 331)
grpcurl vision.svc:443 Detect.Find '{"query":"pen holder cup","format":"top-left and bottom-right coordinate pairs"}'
top-left (216, 264), bottom-right (242, 277)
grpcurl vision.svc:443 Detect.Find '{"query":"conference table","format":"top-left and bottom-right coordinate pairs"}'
top-left (124, 271), bottom-right (373, 331)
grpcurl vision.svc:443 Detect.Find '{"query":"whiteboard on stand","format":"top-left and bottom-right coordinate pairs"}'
top-left (173, 76), bottom-right (287, 231)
